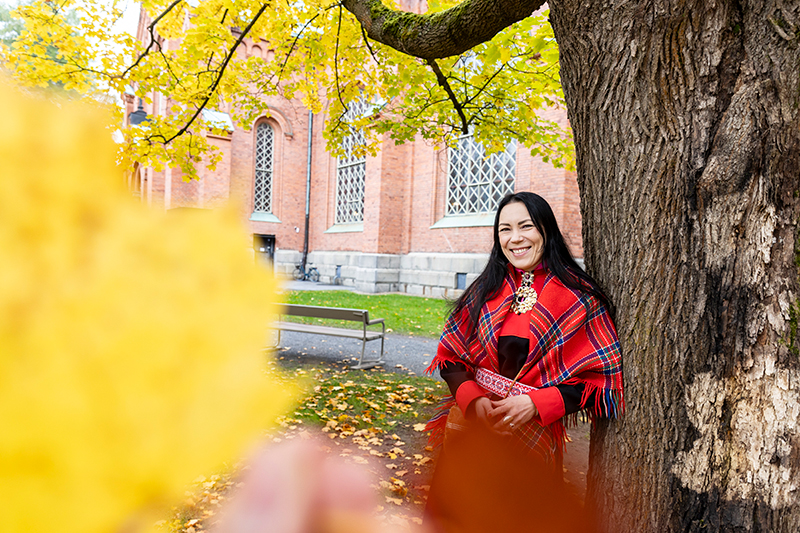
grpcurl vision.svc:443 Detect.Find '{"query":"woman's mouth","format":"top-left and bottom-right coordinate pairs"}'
top-left (511, 246), bottom-right (530, 257)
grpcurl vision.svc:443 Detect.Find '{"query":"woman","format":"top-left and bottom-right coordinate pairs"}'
top-left (424, 192), bottom-right (624, 530)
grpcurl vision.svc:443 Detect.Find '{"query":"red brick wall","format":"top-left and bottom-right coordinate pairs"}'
top-left (371, 137), bottom-right (411, 255)
top-left (408, 143), bottom-right (496, 254)
top-left (231, 107), bottom-right (309, 252)
top-left (169, 166), bottom-right (196, 208)
top-left (201, 134), bottom-right (232, 208)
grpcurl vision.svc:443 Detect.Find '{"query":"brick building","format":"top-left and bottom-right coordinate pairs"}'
top-left (125, 8), bottom-right (582, 296)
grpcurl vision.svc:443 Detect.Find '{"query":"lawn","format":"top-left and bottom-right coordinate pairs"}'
top-left (281, 290), bottom-right (450, 338)
top-left (160, 359), bottom-right (446, 532)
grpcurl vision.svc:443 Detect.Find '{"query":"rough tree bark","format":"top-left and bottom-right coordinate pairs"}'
top-left (548, 1), bottom-right (800, 531)
top-left (343, 0), bottom-right (800, 531)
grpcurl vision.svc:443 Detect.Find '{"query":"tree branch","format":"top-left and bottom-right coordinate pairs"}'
top-left (120, 0), bottom-right (183, 78)
top-left (462, 61), bottom-right (507, 106)
top-left (162, 2), bottom-right (268, 144)
top-left (340, 0), bottom-right (545, 59)
top-left (426, 59), bottom-right (469, 134)
top-left (333, 5), bottom-right (345, 110)
top-left (359, 21), bottom-right (380, 64)
top-left (275, 10), bottom-right (324, 82)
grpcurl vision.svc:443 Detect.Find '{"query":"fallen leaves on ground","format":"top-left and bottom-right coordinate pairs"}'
top-left (160, 359), bottom-right (445, 532)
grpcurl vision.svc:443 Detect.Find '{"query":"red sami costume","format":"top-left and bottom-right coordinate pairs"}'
top-left (425, 263), bottom-right (624, 464)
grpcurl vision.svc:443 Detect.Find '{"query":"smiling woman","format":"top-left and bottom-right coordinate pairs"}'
top-left (497, 201), bottom-right (545, 272)
top-left (423, 191), bottom-right (625, 531)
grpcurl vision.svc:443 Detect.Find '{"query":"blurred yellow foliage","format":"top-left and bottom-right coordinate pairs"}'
top-left (0, 79), bottom-right (296, 533)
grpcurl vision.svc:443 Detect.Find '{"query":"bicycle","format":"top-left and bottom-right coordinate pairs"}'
top-left (292, 262), bottom-right (320, 282)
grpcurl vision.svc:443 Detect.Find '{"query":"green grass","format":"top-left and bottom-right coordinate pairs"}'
top-left (282, 291), bottom-right (449, 338)
top-left (277, 361), bottom-right (445, 433)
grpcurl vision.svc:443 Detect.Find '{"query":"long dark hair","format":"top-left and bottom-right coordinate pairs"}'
top-left (453, 192), bottom-right (613, 332)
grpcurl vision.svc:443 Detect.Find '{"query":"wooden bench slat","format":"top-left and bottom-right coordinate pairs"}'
top-left (275, 322), bottom-right (383, 340)
top-left (282, 304), bottom-right (371, 321)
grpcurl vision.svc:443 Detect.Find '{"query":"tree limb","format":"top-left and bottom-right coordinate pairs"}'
top-left (120, 0), bottom-right (183, 78)
top-left (333, 5), bottom-right (345, 110)
top-left (340, 0), bottom-right (545, 59)
top-left (359, 22), bottom-right (380, 64)
top-left (426, 59), bottom-right (469, 134)
top-left (160, 2), bottom-right (268, 144)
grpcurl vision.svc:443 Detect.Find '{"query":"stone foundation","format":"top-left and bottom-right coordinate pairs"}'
top-left (274, 250), bottom-right (489, 298)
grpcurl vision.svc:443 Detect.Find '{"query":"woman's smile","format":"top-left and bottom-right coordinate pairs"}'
top-left (510, 246), bottom-right (531, 256)
top-left (498, 202), bottom-right (544, 271)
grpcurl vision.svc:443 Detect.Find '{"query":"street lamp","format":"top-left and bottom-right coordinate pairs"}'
top-left (128, 98), bottom-right (149, 126)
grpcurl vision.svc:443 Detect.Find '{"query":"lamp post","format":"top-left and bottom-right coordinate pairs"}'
top-left (128, 98), bottom-right (149, 126)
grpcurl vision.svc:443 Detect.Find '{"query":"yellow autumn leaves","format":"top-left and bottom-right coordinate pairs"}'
top-left (0, 80), bottom-right (295, 533)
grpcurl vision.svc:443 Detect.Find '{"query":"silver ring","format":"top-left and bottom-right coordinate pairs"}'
top-left (503, 416), bottom-right (512, 424)
top-left (509, 423), bottom-right (516, 428)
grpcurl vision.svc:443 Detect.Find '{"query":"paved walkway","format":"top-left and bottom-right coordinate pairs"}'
top-left (273, 330), bottom-right (439, 376)
top-left (279, 279), bottom-right (356, 292)
top-left (277, 279), bottom-right (438, 375)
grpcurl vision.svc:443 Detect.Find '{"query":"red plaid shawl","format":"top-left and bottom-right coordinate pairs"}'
top-left (425, 267), bottom-right (624, 461)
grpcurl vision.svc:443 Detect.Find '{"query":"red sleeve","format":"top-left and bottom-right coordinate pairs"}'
top-left (528, 387), bottom-right (565, 426)
top-left (455, 381), bottom-right (487, 413)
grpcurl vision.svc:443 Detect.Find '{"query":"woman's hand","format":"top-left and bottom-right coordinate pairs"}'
top-left (467, 397), bottom-right (494, 426)
top-left (487, 395), bottom-right (538, 435)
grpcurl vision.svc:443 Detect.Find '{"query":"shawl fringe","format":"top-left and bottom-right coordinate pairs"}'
top-left (425, 396), bottom-right (455, 448)
top-left (580, 382), bottom-right (625, 420)
top-left (424, 356), bottom-right (448, 377)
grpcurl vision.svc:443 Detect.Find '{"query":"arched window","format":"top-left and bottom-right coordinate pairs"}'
top-left (447, 134), bottom-right (516, 215)
top-left (335, 99), bottom-right (368, 225)
top-left (253, 122), bottom-right (274, 214)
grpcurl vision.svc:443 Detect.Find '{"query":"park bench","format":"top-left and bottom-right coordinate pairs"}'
top-left (275, 304), bottom-right (386, 369)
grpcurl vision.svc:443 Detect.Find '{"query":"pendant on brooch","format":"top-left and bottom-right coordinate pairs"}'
top-left (511, 271), bottom-right (537, 314)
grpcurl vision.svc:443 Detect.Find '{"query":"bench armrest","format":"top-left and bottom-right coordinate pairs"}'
top-left (367, 318), bottom-right (386, 336)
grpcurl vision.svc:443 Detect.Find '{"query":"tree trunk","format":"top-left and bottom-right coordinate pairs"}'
top-left (549, 1), bottom-right (800, 531)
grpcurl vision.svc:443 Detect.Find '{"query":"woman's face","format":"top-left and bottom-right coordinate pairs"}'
top-left (497, 201), bottom-right (544, 272)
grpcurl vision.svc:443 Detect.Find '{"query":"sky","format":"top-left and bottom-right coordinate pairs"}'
top-left (117, 0), bottom-right (140, 37)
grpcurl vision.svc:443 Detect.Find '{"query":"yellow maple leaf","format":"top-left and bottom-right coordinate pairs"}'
top-left (0, 81), bottom-right (297, 533)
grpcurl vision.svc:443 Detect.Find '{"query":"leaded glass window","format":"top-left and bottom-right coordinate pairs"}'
top-left (446, 135), bottom-right (516, 215)
top-left (253, 122), bottom-right (274, 214)
top-left (335, 100), bottom-right (368, 225)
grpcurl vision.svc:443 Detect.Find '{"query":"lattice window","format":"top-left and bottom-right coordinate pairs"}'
top-left (446, 135), bottom-right (516, 215)
top-left (253, 122), bottom-right (274, 213)
top-left (335, 99), bottom-right (369, 225)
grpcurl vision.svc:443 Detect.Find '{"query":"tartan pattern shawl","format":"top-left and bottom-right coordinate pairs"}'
top-left (425, 267), bottom-right (624, 460)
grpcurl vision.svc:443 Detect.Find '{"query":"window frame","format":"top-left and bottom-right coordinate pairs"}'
top-left (251, 120), bottom-right (279, 222)
top-left (444, 133), bottom-right (517, 218)
top-left (332, 99), bottom-right (369, 227)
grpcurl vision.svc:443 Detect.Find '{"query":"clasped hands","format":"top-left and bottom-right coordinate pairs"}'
top-left (469, 395), bottom-right (538, 435)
